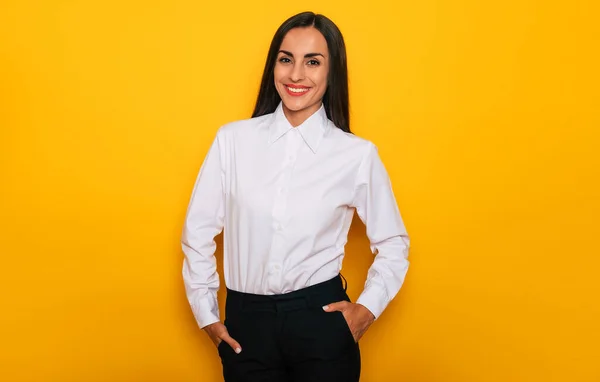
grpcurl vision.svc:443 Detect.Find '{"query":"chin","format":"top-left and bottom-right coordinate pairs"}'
top-left (281, 96), bottom-right (314, 113)
top-left (282, 101), bottom-right (308, 112)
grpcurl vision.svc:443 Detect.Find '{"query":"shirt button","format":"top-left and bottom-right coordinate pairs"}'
top-left (273, 264), bottom-right (281, 271)
top-left (275, 222), bottom-right (282, 231)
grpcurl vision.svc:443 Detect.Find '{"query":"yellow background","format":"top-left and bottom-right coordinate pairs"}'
top-left (1, 0), bottom-right (599, 381)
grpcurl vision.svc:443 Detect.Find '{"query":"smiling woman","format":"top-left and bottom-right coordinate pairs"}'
top-left (272, 28), bottom-right (330, 126)
top-left (181, 11), bottom-right (410, 382)
top-left (252, 12), bottom-right (351, 133)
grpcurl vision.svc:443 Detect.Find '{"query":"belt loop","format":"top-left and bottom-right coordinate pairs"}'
top-left (340, 273), bottom-right (348, 292)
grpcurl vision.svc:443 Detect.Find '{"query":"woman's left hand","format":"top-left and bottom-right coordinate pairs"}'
top-left (323, 301), bottom-right (376, 342)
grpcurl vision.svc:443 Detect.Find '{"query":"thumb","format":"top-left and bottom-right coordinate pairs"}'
top-left (221, 333), bottom-right (242, 354)
top-left (322, 301), bottom-right (347, 312)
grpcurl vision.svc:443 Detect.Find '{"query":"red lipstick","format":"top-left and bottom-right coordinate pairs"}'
top-left (284, 84), bottom-right (311, 97)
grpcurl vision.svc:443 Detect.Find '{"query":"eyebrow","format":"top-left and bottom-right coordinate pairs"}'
top-left (278, 50), bottom-right (325, 59)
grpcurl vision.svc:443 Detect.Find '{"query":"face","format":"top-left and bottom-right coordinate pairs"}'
top-left (274, 27), bottom-right (329, 125)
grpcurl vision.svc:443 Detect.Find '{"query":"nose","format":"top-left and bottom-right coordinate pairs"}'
top-left (290, 61), bottom-right (305, 82)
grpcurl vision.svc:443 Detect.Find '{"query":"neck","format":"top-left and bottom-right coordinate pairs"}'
top-left (282, 102), bottom-right (322, 127)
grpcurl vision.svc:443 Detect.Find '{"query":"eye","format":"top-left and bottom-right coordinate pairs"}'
top-left (278, 57), bottom-right (292, 64)
top-left (307, 59), bottom-right (320, 66)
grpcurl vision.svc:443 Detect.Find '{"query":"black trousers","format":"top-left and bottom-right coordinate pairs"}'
top-left (218, 275), bottom-right (361, 382)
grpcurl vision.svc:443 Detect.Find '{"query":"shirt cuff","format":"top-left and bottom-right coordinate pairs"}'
top-left (190, 294), bottom-right (221, 329)
top-left (356, 285), bottom-right (390, 320)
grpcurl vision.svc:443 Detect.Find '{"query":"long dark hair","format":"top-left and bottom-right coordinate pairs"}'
top-left (251, 12), bottom-right (351, 133)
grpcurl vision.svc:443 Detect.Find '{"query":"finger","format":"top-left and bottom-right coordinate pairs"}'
top-left (221, 333), bottom-right (242, 354)
top-left (322, 301), bottom-right (347, 312)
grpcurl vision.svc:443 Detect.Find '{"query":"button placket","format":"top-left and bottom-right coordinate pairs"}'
top-left (272, 130), bottom-right (300, 228)
top-left (268, 129), bottom-right (301, 286)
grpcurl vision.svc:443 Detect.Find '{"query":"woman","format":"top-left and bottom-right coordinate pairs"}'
top-left (181, 11), bottom-right (410, 382)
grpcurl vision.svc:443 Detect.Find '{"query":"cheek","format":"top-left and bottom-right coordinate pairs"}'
top-left (314, 70), bottom-right (328, 93)
top-left (273, 67), bottom-right (281, 84)
top-left (274, 65), bottom-right (288, 83)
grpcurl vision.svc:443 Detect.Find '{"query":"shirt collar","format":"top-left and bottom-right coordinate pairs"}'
top-left (268, 101), bottom-right (330, 153)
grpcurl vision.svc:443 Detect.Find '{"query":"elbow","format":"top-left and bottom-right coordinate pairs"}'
top-left (371, 232), bottom-right (410, 258)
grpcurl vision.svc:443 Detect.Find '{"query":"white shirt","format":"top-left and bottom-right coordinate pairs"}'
top-left (181, 102), bottom-right (410, 329)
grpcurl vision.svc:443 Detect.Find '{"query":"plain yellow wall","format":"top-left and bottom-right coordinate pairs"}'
top-left (1, 0), bottom-right (599, 381)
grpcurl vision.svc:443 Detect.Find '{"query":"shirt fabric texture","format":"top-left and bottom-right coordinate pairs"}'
top-left (181, 102), bottom-right (410, 328)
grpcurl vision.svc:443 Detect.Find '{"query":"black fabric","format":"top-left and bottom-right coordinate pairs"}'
top-left (218, 274), bottom-right (361, 382)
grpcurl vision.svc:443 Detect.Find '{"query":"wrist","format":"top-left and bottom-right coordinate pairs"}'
top-left (357, 303), bottom-right (376, 322)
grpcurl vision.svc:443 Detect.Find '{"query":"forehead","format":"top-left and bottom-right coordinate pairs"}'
top-left (279, 27), bottom-right (328, 56)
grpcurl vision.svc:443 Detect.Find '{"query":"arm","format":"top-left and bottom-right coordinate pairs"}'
top-left (181, 130), bottom-right (225, 329)
top-left (352, 142), bottom-right (410, 320)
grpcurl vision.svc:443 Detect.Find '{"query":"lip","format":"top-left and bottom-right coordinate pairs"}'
top-left (284, 84), bottom-right (311, 97)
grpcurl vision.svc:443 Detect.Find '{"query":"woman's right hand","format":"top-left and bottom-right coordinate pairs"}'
top-left (203, 322), bottom-right (242, 354)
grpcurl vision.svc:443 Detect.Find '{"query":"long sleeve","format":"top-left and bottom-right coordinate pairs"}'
top-left (181, 130), bottom-right (225, 329)
top-left (352, 142), bottom-right (410, 319)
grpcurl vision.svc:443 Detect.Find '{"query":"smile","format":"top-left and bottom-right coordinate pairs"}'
top-left (285, 85), bottom-right (310, 96)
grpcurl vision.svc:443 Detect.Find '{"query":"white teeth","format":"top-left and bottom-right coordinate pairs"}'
top-left (287, 87), bottom-right (309, 93)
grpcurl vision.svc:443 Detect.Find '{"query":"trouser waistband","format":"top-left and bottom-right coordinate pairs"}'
top-left (225, 274), bottom-right (349, 313)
